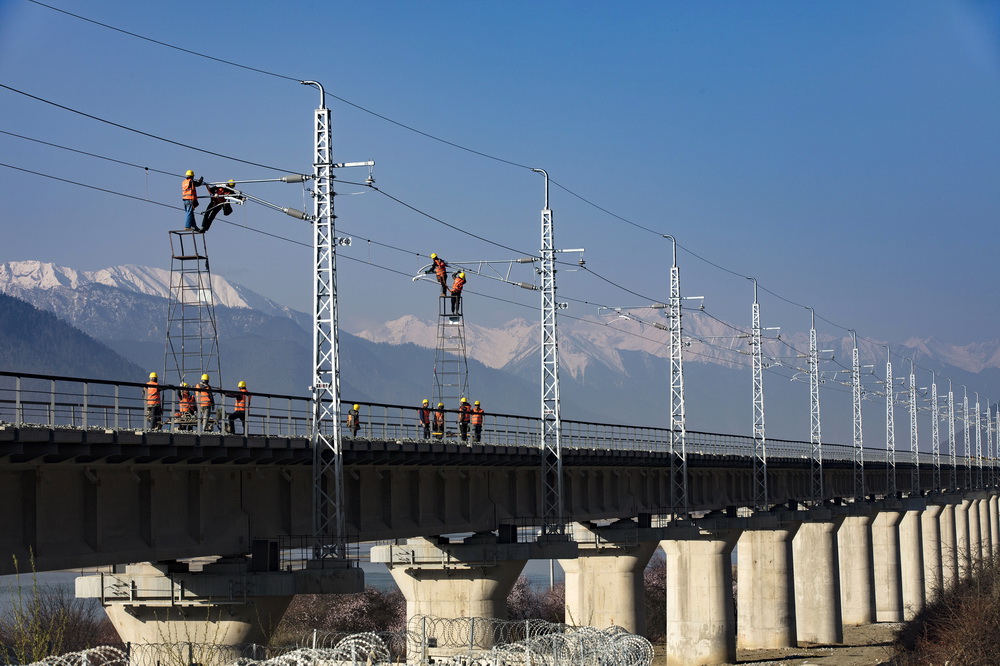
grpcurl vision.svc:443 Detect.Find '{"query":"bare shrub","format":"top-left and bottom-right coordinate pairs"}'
top-left (272, 587), bottom-right (405, 644)
top-left (643, 555), bottom-right (666, 642)
top-left (507, 576), bottom-right (564, 624)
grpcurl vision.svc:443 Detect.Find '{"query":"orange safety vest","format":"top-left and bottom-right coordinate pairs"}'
top-left (196, 382), bottom-right (214, 408)
top-left (419, 407), bottom-right (431, 424)
top-left (179, 390), bottom-right (195, 412)
top-left (433, 409), bottom-right (445, 428)
top-left (182, 177), bottom-right (198, 202)
top-left (145, 381), bottom-right (161, 406)
top-left (433, 258), bottom-right (447, 278)
top-left (234, 388), bottom-right (249, 411)
top-left (451, 276), bottom-right (465, 294)
top-left (471, 407), bottom-right (484, 425)
top-left (459, 403), bottom-right (471, 423)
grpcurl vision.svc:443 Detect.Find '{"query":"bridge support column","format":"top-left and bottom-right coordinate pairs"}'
top-left (921, 504), bottom-right (945, 602)
top-left (872, 509), bottom-right (904, 622)
top-left (561, 522), bottom-right (658, 633)
top-left (899, 504), bottom-right (925, 620)
top-left (792, 515), bottom-right (843, 645)
top-left (371, 535), bottom-right (575, 660)
top-left (662, 524), bottom-right (740, 666)
top-left (956, 498), bottom-right (972, 578)
top-left (969, 498), bottom-right (983, 567)
top-left (940, 502), bottom-right (958, 591)
top-left (737, 516), bottom-right (799, 650)
top-left (838, 511), bottom-right (875, 625)
top-left (991, 494), bottom-right (1000, 558)
top-left (978, 495), bottom-right (992, 560)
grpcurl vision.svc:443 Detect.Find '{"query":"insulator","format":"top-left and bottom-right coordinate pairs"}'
top-left (654, 323), bottom-right (668, 330)
top-left (517, 257), bottom-right (537, 263)
top-left (651, 303), bottom-right (667, 309)
top-left (283, 207), bottom-right (309, 220)
top-left (517, 282), bottom-right (538, 290)
top-left (282, 174), bottom-right (309, 183)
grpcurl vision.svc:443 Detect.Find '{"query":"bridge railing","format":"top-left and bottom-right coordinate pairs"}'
top-left (0, 370), bottom-right (989, 474)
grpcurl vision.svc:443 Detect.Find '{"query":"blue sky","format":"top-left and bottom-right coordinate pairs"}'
top-left (1, 0), bottom-right (998, 349)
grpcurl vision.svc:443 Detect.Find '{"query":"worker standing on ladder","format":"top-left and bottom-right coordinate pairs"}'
top-left (472, 400), bottom-right (485, 442)
top-left (430, 253), bottom-right (448, 295)
top-left (144, 372), bottom-right (162, 430)
top-left (433, 402), bottom-right (446, 439)
top-left (418, 399), bottom-right (432, 439)
top-left (196, 373), bottom-right (215, 433)
top-left (458, 397), bottom-right (472, 441)
top-left (181, 170), bottom-right (206, 232)
top-left (450, 272), bottom-right (466, 314)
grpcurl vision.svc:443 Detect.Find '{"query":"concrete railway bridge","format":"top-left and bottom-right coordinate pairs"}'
top-left (1, 370), bottom-right (998, 665)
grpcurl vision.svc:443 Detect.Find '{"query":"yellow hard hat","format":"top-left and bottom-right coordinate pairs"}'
top-left (227, 179), bottom-right (235, 187)
top-left (474, 401), bottom-right (480, 406)
top-left (438, 403), bottom-right (444, 408)
top-left (149, 371), bottom-right (157, 379)
top-left (461, 397), bottom-right (468, 403)
top-left (353, 404), bottom-right (360, 410)
top-left (422, 399), bottom-right (429, 404)
top-left (430, 253), bottom-right (438, 259)
top-left (238, 381), bottom-right (246, 388)
top-left (458, 272), bottom-right (465, 278)
top-left (201, 374), bottom-right (210, 381)
top-left (185, 170), bottom-right (194, 177)
top-left (181, 382), bottom-right (188, 387)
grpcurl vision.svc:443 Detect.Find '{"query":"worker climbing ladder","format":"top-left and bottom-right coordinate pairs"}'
top-left (432, 293), bottom-right (470, 407)
top-left (163, 229), bottom-right (223, 387)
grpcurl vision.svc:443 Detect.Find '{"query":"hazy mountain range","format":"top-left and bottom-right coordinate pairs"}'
top-left (3, 259), bottom-right (999, 442)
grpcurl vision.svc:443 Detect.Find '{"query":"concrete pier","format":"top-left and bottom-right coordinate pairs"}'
top-left (978, 495), bottom-right (992, 559)
top-left (793, 516), bottom-right (843, 644)
top-left (561, 522), bottom-right (658, 633)
top-left (969, 499), bottom-right (983, 567)
top-left (991, 494), bottom-right (999, 558)
top-left (899, 506), bottom-right (925, 620)
top-left (838, 511), bottom-right (876, 625)
top-left (940, 501), bottom-right (958, 590)
top-left (921, 503), bottom-right (944, 602)
top-left (737, 516), bottom-right (799, 649)
top-left (872, 509), bottom-right (904, 622)
top-left (956, 499), bottom-right (972, 578)
top-left (662, 525), bottom-right (740, 666)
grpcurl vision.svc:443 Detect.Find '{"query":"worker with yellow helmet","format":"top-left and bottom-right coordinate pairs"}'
top-left (471, 400), bottom-right (485, 442)
top-left (195, 373), bottom-right (215, 432)
top-left (450, 271), bottom-right (466, 314)
top-left (225, 380), bottom-right (250, 435)
top-left (202, 179), bottom-right (243, 233)
top-left (181, 169), bottom-right (206, 232)
top-left (433, 402), bottom-right (446, 439)
top-left (144, 371), bottom-right (162, 430)
top-left (458, 397), bottom-right (472, 441)
top-left (430, 253), bottom-right (448, 295)
top-left (418, 398), bottom-right (432, 438)
top-left (347, 403), bottom-right (361, 437)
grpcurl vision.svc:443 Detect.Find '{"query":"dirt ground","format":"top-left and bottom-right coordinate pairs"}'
top-left (653, 622), bottom-right (900, 665)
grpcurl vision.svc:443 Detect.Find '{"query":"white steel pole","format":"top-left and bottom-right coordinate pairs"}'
top-left (909, 361), bottom-right (919, 496)
top-left (807, 307), bottom-right (823, 503)
top-left (885, 347), bottom-right (896, 498)
top-left (931, 373), bottom-right (941, 493)
top-left (749, 277), bottom-right (767, 511)
top-left (664, 235), bottom-right (688, 519)
top-left (851, 331), bottom-right (865, 500)
top-left (948, 380), bottom-right (957, 490)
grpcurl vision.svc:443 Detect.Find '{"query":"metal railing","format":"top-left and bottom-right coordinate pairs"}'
top-left (0, 370), bottom-right (993, 477)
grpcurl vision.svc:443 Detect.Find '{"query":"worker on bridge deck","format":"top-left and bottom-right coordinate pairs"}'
top-left (458, 397), bottom-right (472, 441)
top-left (144, 372), bottom-right (162, 430)
top-left (225, 381), bottom-right (250, 435)
top-left (175, 382), bottom-right (195, 431)
top-left (195, 374), bottom-right (215, 433)
top-left (433, 402), bottom-right (445, 439)
top-left (450, 272), bottom-right (466, 314)
top-left (347, 404), bottom-right (361, 437)
top-left (181, 170), bottom-right (207, 232)
top-left (430, 253), bottom-right (448, 295)
top-left (418, 399), bottom-right (431, 439)
top-left (472, 400), bottom-right (485, 442)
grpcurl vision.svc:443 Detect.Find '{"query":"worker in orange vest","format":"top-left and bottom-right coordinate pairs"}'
top-left (458, 397), bottom-right (472, 441)
top-left (430, 253), bottom-right (448, 295)
top-left (195, 373), bottom-right (215, 432)
top-left (144, 372), bottom-right (162, 430)
top-left (181, 169), bottom-right (206, 231)
top-left (433, 402), bottom-right (446, 439)
top-left (176, 382), bottom-right (195, 431)
top-left (450, 272), bottom-right (466, 314)
top-left (471, 400), bottom-right (485, 442)
top-left (418, 399), bottom-right (432, 439)
top-left (225, 381), bottom-right (250, 435)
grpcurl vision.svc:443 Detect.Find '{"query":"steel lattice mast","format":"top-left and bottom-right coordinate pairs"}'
top-left (664, 235), bottom-right (688, 519)
top-left (931, 374), bottom-right (941, 493)
top-left (963, 387), bottom-right (971, 489)
top-left (807, 308), bottom-right (823, 503)
top-left (908, 361), bottom-right (919, 496)
top-left (534, 169), bottom-right (564, 537)
top-left (987, 401), bottom-right (994, 488)
top-left (885, 347), bottom-right (897, 498)
top-left (851, 331), bottom-right (865, 500)
top-left (948, 380), bottom-right (957, 490)
top-left (975, 393), bottom-right (983, 489)
top-left (304, 80), bottom-right (345, 559)
top-left (749, 277), bottom-right (768, 511)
